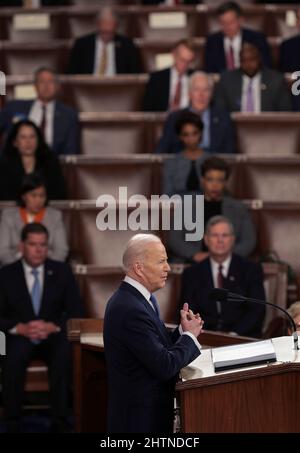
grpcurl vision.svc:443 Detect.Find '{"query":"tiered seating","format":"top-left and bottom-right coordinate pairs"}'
top-left (61, 155), bottom-right (162, 199)
top-left (233, 113), bottom-right (300, 155)
top-left (77, 112), bottom-right (165, 155)
top-left (74, 265), bottom-right (182, 322)
top-left (72, 262), bottom-right (288, 331)
top-left (0, 4), bottom-right (298, 41)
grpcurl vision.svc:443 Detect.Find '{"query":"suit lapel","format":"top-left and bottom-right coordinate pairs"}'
top-left (53, 101), bottom-right (62, 153)
top-left (114, 36), bottom-right (122, 73)
top-left (260, 70), bottom-right (269, 111)
top-left (39, 260), bottom-right (55, 318)
top-left (224, 255), bottom-right (238, 291)
top-left (210, 107), bottom-right (221, 151)
top-left (17, 261), bottom-right (36, 318)
top-left (163, 68), bottom-right (171, 110)
top-left (120, 282), bottom-right (172, 345)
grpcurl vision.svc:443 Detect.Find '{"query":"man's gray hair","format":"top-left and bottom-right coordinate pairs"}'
top-left (123, 234), bottom-right (162, 272)
top-left (287, 301), bottom-right (300, 320)
top-left (189, 71), bottom-right (214, 91)
top-left (205, 215), bottom-right (235, 235)
top-left (97, 6), bottom-right (119, 22)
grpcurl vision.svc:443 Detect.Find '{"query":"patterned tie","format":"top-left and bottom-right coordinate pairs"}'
top-left (150, 293), bottom-right (160, 318)
top-left (226, 43), bottom-right (235, 70)
top-left (217, 264), bottom-right (224, 289)
top-left (245, 79), bottom-right (254, 112)
top-left (170, 77), bottom-right (182, 111)
top-left (99, 44), bottom-right (107, 76)
top-left (40, 104), bottom-right (47, 139)
top-left (31, 268), bottom-right (41, 316)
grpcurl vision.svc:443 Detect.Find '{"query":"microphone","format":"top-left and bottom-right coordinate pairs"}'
top-left (210, 288), bottom-right (299, 351)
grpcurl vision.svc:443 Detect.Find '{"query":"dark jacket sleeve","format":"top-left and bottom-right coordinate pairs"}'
top-left (62, 108), bottom-right (80, 155)
top-left (275, 74), bottom-right (292, 111)
top-left (204, 35), bottom-right (219, 73)
top-left (125, 39), bottom-right (142, 74)
top-left (143, 73), bottom-right (158, 111)
top-left (123, 307), bottom-right (200, 381)
top-left (67, 38), bottom-right (86, 74)
top-left (0, 276), bottom-right (20, 333)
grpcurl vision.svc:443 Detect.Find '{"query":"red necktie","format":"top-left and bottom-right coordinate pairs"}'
top-left (40, 104), bottom-right (47, 139)
top-left (170, 77), bottom-right (182, 111)
top-left (226, 44), bottom-right (235, 70)
top-left (217, 264), bottom-right (224, 289)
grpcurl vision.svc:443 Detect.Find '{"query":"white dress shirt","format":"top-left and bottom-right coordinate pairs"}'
top-left (241, 73), bottom-right (262, 113)
top-left (94, 39), bottom-right (116, 76)
top-left (29, 99), bottom-right (55, 147)
top-left (169, 67), bottom-right (189, 110)
top-left (124, 275), bottom-right (201, 351)
top-left (224, 33), bottom-right (242, 68)
top-left (210, 255), bottom-right (232, 288)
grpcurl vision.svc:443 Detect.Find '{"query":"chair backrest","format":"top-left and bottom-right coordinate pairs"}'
top-left (261, 262), bottom-right (288, 335)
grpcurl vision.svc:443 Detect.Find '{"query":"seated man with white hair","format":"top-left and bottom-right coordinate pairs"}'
top-left (67, 6), bottom-right (142, 75)
top-left (104, 233), bottom-right (203, 433)
top-left (155, 71), bottom-right (235, 154)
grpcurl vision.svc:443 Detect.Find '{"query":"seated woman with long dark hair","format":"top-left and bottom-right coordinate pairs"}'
top-left (0, 173), bottom-right (69, 265)
top-left (0, 119), bottom-right (66, 201)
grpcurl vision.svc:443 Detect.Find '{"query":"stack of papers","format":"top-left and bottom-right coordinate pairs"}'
top-left (212, 340), bottom-right (277, 372)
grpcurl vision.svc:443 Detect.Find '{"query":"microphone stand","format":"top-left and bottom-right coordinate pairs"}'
top-left (228, 295), bottom-right (299, 351)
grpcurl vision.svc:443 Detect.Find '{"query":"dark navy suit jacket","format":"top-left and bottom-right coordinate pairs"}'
top-left (0, 99), bottom-right (80, 155)
top-left (180, 254), bottom-right (266, 338)
top-left (143, 67), bottom-right (193, 112)
top-left (279, 34), bottom-right (300, 73)
top-left (205, 28), bottom-right (271, 73)
top-left (104, 281), bottom-right (200, 433)
top-left (67, 32), bottom-right (142, 75)
top-left (155, 105), bottom-right (235, 154)
top-left (0, 259), bottom-right (83, 334)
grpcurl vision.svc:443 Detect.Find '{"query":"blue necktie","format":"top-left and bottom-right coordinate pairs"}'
top-left (31, 268), bottom-right (41, 316)
top-left (150, 294), bottom-right (160, 318)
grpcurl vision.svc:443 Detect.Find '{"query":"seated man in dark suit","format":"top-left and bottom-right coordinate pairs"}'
top-left (0, 67), bottom-right (80, 155)
top-left (155, 71), bottom-right (235, 154)
top-left (214, 43), bottom-right (292, 112)
top-left (168, 156), bottom-right (256, 263)
top-left (180, 215), bottom-right (266, 338)
top-left (104, 233), bottom-right (203, 433)
top-left (67, 6), bottom-right (141, 75)
top-left (279, 8), bottom-right (300, 73)
top-left (143, 39), bottom-right (195, 112)
top-left (0, 223), bottom-right (84, 433)
top-left (205, 1), bottom-right (271, 73)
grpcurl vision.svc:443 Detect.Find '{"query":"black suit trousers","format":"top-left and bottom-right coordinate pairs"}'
top-left (1, 332), bottom-right (71, 420)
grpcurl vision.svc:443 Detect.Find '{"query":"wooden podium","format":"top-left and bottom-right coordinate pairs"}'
top-left (68, 319), bottom-right (300, 433)
top-left (176, 336), bottom-right (300, 433)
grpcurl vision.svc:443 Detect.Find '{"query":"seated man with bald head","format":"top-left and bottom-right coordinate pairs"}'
top-left (214, 43), bottom-right (292, 112)
top-left (155, 71), bottom-right (235, 154)
top-left (104, 234), bottom-right (203, 433)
